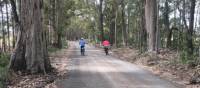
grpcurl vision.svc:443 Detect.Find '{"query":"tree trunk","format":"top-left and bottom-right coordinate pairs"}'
top-left (164, 0), bottom-right (172, 48)
top-left (156, 0), bottom-right (161, 51)
top-left (140, 0), bottom-right (147, 53)
top-left (187, 0), bottom-right (196, 55)
top-left (109, 18), bottom-right (115, 45)
top-left (114, 10), bottom-right (117, 47)
top-left (9, 0), bottom-right (26, 71)
top-left (9, 0), bottom-right (52, 73)
top-left (1, 5), bottom-right (6, 52)
top-left (12, 14), bottom-right (15, 48)
top-left (145, 0), bottom-right (158, 52)
top-left (56, 0), bottom-right (63, 48)
top-left (182, 0), bottom-right (188, 30)
top-left (6, 1), bottom-right (10, 51)
top-left (121, 0), bottom-right (127, 46)
top-left (99, 0), bottom-right (104, 41)
top-left (57, 33), bottom-right (62, 48)
top-left (51, 0), bottom-right (58, 46)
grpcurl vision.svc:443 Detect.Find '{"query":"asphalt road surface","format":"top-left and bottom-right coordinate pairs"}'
top-left (56, 42), bottom-right (183, 88)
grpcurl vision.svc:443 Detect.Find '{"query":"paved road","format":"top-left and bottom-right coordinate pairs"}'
top-left (56, 42), bottom-right (184, 88)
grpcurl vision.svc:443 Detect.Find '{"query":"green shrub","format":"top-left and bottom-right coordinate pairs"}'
top-left (62, 40), bottom-right (68, 48)
top-left (180, 51), bottom-right (188, 64)
top-left (48, 46), bottom-right (60, 53)
top-left (0, 67), bottom-right (8, 88)
top-left (0, 53), bottom-right (10, 67)
top-left (180, 50), bottom-right (198, 66)
top-left (0, 53), bottom-right (10, 88)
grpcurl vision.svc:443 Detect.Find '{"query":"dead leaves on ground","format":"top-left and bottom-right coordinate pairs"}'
top-left (8, 48), bottom-right (72, 88)
top-left (112, 48), bottom-right (200, 87)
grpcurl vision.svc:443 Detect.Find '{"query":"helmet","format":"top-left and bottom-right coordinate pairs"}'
top-left (81, 37), bottom-right (84, 40)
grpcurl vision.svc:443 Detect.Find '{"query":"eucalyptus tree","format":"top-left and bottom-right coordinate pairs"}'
top-left (145, 0), bottom-right (158, 52)
top-left (186, 0), bottom-right (196, 55)
top-left (0, 0), bottom-right (6, 52)
top-left (99, 0), bottom-right (104, 41)
top-left (9, 0), bottom-right (52, 73)
top-left (5, 0), bottom-right (10, 51)
top-left (163, 0), bottom-right (171, 48)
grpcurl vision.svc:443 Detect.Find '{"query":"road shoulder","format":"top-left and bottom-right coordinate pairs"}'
top-left (111, 48), bottom-right (199, 88)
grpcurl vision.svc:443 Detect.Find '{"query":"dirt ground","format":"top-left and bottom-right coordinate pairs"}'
top-left (112, 48), bottom-right (200, 88)
top-left (7, 43), bottom-right (200, 88)
top-left (7, 44), bottom-right (73, 88)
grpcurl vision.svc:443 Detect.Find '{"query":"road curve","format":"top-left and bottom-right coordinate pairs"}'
top-left (56, 42), bottom-right (184, 88)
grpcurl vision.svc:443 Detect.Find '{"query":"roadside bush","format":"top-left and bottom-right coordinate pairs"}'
top-left (179, 50), bottom-right (199, 69)
top-left (48, 46), bottom-right (60, 53)
top-left (0, 67), bottom-right (8, 88)
top-left (180, 51), bottom-right (188, 64)
top-left (0, 53), bottom-right (10, 67)
top-left (62, 40), bottom-right (68, 48)
top-left (0, 53), bottom-right (10, 88)
top-left (48, 40), bottom-right (68, 53)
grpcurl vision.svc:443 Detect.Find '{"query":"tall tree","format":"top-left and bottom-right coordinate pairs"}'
top-left (139, 0), bottom-right (147, 52)
top-left (186, 0), bottom-right (196, 55)
top-left (121, 0), bottom-right (127, 46)
top-left (9, 0), bottom-right (51, 73)
top-left (50, 0), bottom-right (57, 46)
top-left (11, 12), bottom-right (15, 48)
top-left (99, 0), bottom-right (104, 41)
top-left (145, 0), bottom-right (158, 52)
top-left (5, 0), bottom-right (10, 51)
top-left (0, 1), bottom-right (6, 52)
top-left (164, 0), bottom-right (172, 48)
